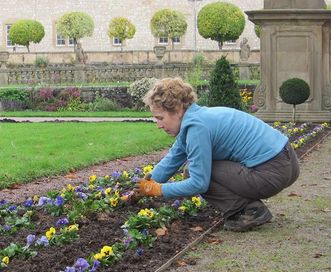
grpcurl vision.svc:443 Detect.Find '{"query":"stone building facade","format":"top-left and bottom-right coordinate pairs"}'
top-left (0, 0), bottom-right (264, 53)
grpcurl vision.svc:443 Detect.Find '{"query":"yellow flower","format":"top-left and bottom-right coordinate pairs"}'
top-left (122, 171), bottom-right (129, 178)
top-left (89, 175), bottom-right (97, 183)
top-left (67, 224), bottom-right (79, 232)
top-left (104, 175), bottom-right (109, 180)
top-left (95, 191), bottom-right (102, 199)
top-left (46, 227), bottom-right (56, 240)
top-left (93, 252), bottom-right (106, 260)
top-left (170, 177), bottom-right (175, 182)
top-left (101, 245), bottom-right (113, 256)
top-left (88, 184), bottom-right (95, 190)
top-left (2, 256), bottom-right (9, 265)
top-left (293, 127), bottom-right (299, 132)
top-left (143, 165), bottom-right (153, 175)
top-left (105, 187), bottom-right (112, 196)
top-left (179, 206), bottom-right (187, 213)
top-left (192, 196), bottom-right (201, 207)
top-left (138, 209), bottom-right (147, 217)
top-left (114, 190), bottom-right (120, 198)
top-left (299, 138), bottom-right (305, 144)
top-left (33, 195), bottom-right (39, 203)
top-left (110, 197), bottom-right (118, 207)
top-left (67, 184), bottom-right (74, 192)
top-left (273, 121), bottom-right (281, 127)
top-left (138, 208), bottom-right (154, 218)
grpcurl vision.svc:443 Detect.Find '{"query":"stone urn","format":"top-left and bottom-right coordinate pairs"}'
top-left (0, 50), bottom-right (9, 69)
top-left (153, 46), bottom-right (166, 65)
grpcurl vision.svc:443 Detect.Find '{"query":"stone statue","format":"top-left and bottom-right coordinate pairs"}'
top-left (75, 41), bottom-right (87, 64)
top-left (240, 37), bottom-right (250, 62)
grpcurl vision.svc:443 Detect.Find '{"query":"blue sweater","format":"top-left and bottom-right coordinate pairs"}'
top-left (151, 103), bottom-right (288, 198)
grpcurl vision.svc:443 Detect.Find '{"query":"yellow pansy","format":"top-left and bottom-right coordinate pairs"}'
top-left (2, 256), bottom-right (9, 265)
top-left (114, 190), bottom-right (120, 198)
top-left (110, 197), bottom-right (118, 207)
top-left (89, 175), bottom-right (97, 183)
top-left (192, 196), bottom-right (201, 207)
top-left (105, 187), bottom-right (112, 196)
top-left (95, 191), bottom-right (102, 199)
top-left (88, 184), bottom-right (95, 190)
top-left (122, 171), bottom-right (129, 178)
top-left (93, 252), bottom-right (106, 260)
top-left (143, 165), bottom-right (153, 175)
top-left (46, 227), bottom-right (56, 240)
top-left (67, 184), bottom-right (74, 192)
top-left (138, 208), bottom-right (154, 218)
top-left (101, 245), bottom-right (113, 255)
top-left (33, 195), bottom-right (39, 203)
top-left (179, 206), bottom-right (187, 213)
top-left (138, 209), bottom-right (147, 217)
top-left (67, 224), bottom-right (79, 231)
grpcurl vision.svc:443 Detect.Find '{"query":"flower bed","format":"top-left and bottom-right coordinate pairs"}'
top-left (0, 122), bottom-right (329, 272)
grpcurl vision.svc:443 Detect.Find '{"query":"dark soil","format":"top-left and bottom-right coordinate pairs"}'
top-left (1, 198), bottom-right (221, 272)
top-left (0, 124), bottom-right (329, 272)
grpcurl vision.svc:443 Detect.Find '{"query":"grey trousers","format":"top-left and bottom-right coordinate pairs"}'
top-left (202, 142), bottom-right (300, 219)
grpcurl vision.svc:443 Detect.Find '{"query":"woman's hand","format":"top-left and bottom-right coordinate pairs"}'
top-left (134, 173), bottom-right (162, 197)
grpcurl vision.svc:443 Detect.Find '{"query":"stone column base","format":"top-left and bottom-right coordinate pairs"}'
top-left (254, 110), bottom-right (331, 122)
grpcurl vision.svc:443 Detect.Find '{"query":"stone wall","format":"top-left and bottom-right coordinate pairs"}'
top-left (6, 49), bottom-right (261, 65)
top-left (2, 62), bottom-right (260, 86)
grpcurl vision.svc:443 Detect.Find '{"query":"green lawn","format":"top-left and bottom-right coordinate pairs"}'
top-left (0, 111), bottom-right (152, 118)
top-left (0, 122), bottom-right (173, 189)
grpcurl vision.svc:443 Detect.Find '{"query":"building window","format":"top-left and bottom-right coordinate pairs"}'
top-left (225, 39), bottom-right (237, 45)
top-left (56, 34), bottom-right (66, 46)
top-left (68, 38), bottom-right (75, 46)
top-left (159, 37), bottom-right (168, 44)
top-left (6, 25), bottom-right (14, 47)
top-left (172, 37), bottom-right (181, 44)
top-left (113, 37), bottom-right (122, 45)
top-left (56, 33), bottom-right (75, 47)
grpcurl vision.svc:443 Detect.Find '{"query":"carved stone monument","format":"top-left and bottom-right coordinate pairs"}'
top-left (246, 0), bottom-right (331, 122)
top-left (239, 37), bottom-right (251, 80)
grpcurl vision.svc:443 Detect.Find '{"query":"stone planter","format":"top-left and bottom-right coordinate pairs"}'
top-left (0, 51), bottom-right (9, 68)
top-left (153, 46), bottom-right (166, 65)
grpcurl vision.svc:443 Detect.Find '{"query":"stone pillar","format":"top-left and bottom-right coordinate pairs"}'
top-left (0, 50), bottom-right (9, 86)
top-left (246, 0), bottom-right (331, 122)
top-left (74, 64), bottom-right (86, 83)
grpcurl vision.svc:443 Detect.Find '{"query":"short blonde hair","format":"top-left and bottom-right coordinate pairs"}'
top-left (143, 77), bottom-right (197, 112)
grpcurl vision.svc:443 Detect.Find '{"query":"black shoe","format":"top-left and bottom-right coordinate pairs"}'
top-left (223, 202), bottom-right (273, 232)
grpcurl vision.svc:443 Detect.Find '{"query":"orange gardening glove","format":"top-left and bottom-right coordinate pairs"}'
top-left (134, 173), bottom-right (162, 197)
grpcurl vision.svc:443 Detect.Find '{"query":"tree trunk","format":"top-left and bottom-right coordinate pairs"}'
top-left (292, 104), bottom-right (296, 123)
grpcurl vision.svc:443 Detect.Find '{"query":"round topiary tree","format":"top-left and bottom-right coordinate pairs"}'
top-left (56, 12), bottom-right (94, 50)
top-left (204, 56), bottom-right (243, 109)
top-left (108, 17), bottom-right (136, 51)
top-left (128, 77), bottom-right (158, 110)
top-left (279, 78), bottom-right (310, 123)
top-left (150, 8), bottom-right (187, 50)
top-left (197, 2), bottom-right (245, 49)
top-left (9, 19), bottom-right (45, 52)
